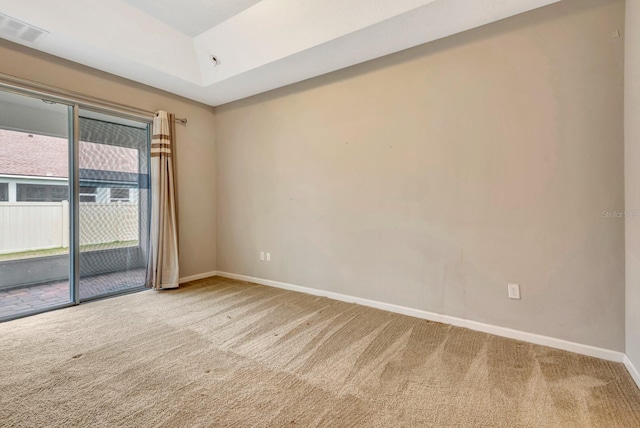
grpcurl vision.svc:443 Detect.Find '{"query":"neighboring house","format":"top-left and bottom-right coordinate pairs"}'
top-left (0, 129), bottom-right (139, 203)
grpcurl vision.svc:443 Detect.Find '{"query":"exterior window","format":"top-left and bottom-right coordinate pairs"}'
top-left (79, 186), bottom-right (97, 203)
top-left (16, 184), bottom-right (68, 202)
top-left (0, 183), bottom-right (7, 201)
top-left (110, 187), bottom-right (130, 203)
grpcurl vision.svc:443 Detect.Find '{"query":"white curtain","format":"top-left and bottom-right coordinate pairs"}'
top-left (146, 111), bottom-right (179, 289)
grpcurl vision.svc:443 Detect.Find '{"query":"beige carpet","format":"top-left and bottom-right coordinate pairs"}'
top-left (1, 277), bottom-right (639, 427)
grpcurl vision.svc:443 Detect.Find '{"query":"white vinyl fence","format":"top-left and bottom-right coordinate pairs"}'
top-left (79, 202), bottom-right (139, 246)
top-left (0, 202), bottom-right (138, 254)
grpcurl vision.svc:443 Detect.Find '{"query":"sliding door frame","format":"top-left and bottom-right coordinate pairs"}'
top-left (0, 79), bottom-right (153, 321)
top-left (70, 104), bottom-right (80, 304)
top-left (75, 110), bottom-right (151, 302)
top-left (0, 72), bottom-right (155, 123)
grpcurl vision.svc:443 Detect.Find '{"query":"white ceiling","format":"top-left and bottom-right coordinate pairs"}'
top-left (0, 0), bottom-right (561, 107)
top-left (122, 0), bottom-right (262, 37)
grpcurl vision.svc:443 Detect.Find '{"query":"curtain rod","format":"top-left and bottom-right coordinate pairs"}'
top-left (0, 72), bottom-right (187, 125)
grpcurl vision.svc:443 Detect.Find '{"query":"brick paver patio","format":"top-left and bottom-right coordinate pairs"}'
top-left (0, 268), bottom-right (146, 319)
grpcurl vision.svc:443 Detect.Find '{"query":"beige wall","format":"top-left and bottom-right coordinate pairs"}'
top-left (0, 40), bottom-right (217, 279)
top-left (625, 0), bottom-right (640, 369)
top-left (215, 0), bottom-right (625, 350)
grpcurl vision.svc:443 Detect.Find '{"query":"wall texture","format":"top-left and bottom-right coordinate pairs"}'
top-left (0, 40), bottom-right (217, 279)
top-left (625, 0), bottom-right (640, 370)
top-left (215, 0), bottom-right (625, 351)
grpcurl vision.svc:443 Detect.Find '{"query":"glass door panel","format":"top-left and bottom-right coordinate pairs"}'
top-left (0, 89), bottom-right (72, 319)
top-left (77, 110), bottom-right (150, 300)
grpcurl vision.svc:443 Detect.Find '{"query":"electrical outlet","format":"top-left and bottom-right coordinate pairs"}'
top-left (260, 251), bottom-right (265, 261)
top-left (508, 284), bottom-right (521, 300)
top-left (266, 252), bottom-right (271, 262)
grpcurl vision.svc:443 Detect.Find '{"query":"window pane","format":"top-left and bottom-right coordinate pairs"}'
top-left (79, 186), bottom-right (97, 203)
top-left (110, 188), bottom-right (130, 201)
top-left (0, 183), bottom-right (8, 201)
top-left (16, 184), bottom-right (69, 202)
top-left (78, 114), bottom-right (149, 300)
top-left (80, 186), bottom-right (96, 194)
top-left (0, 89), bottom-right (71, 320)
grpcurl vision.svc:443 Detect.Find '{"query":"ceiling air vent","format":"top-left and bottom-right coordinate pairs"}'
top-left (0, 13), bottom-right (48, 44)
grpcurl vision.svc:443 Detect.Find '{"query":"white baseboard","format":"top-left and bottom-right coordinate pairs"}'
top-left (216, 271), bottom-right (626, 364)
top-left (624, 355), bottom-right (640, 390)
top-left (179, 271), bottom-right (219, 284)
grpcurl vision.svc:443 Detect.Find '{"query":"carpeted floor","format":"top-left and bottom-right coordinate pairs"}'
top-left (1, 276), bottom-right (639, 427)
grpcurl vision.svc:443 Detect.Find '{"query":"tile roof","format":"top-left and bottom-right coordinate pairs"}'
top-left (0, 130), bottom-right (138, 178)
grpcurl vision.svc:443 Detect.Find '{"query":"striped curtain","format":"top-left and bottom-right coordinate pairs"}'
top-left (146, 111), bottom-right (179, 289)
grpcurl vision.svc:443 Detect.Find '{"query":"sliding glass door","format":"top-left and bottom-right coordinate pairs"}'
top-left (0, 89), bottom-right (72, 319)
top-left (0, 88), bottom-right (150, 320)
top-left (78, 110), bottom-right (150, 300)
